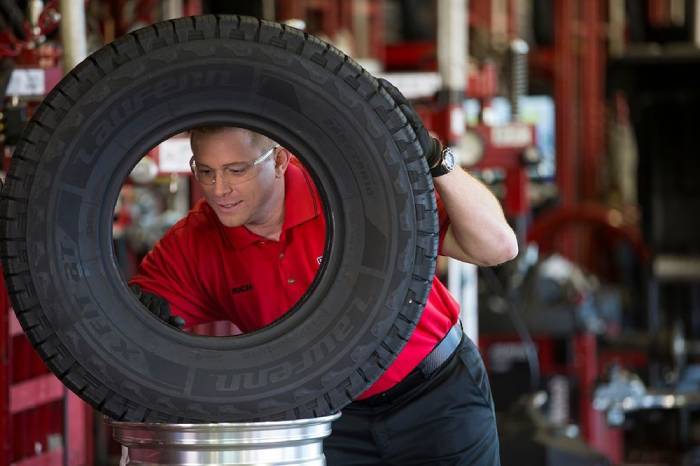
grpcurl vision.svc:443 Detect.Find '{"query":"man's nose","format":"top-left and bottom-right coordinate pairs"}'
top-left (213, 175), bottom-right (233, 197)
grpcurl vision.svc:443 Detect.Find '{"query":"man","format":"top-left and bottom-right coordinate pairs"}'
top-left (131, 85), bottom-right (518, 465)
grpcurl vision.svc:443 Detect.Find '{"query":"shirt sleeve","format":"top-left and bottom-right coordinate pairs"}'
top-left (129, 228), bottom-right (221, 327)
top-left (436, 190), bottom-right (451, 256)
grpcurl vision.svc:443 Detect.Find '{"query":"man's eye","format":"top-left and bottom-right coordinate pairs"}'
top-left (225, 166), bottom-right (248, 175)
top-left (198, 169), bottom-right (212, 176)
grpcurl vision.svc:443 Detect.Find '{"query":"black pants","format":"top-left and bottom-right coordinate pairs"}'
top-left (325, 336), bottom-right (500, 466)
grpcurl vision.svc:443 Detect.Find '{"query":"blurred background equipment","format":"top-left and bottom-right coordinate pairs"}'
top-left (1, 0), bottom-right (700, 465)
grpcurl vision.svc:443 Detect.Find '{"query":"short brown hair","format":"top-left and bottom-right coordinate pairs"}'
top-left (189, 126), bottom-right (276, 155)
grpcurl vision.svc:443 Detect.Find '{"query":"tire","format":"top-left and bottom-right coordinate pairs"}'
top-left (0, 15), bottom-right (438, 422)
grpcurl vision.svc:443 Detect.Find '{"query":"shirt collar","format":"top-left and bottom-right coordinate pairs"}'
top-left (220, 158), bottom-right (321, 249)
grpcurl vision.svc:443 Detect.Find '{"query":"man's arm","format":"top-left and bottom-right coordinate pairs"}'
top-left (129, 228), bottom-right (222, 328)
top-left (376, 77), bottom-right (518, 268)
top-left (435, 167), bottom-right (518, 266)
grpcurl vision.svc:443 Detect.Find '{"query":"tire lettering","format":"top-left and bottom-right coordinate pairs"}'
top-left (323, 118), bottom-right (376, 197)
top-left (213, 316), bottom-right (355, 392)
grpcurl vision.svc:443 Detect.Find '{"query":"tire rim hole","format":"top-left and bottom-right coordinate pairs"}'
top-left (114, 126), bottom-right (329, 338)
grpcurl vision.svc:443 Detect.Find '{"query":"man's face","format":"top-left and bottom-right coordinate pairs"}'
top-left (191, 129), bottom-right (280, 228)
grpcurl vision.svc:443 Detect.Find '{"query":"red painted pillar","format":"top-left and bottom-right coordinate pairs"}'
top-left (554, 0), bottom-right (578, 208)
top-left (581, 0), bottom-right (605, 201)
top-left (647, 0), bottom-right (670, 26)
top-left (554, 0), bottom-right (578, 259)
top-left (575, 333), bottom-right (624, 464)
top-left (277, 0), bottom-right (305, 22)
top-left (368, 0), bottom-right (385, 64)
top-left (184, 0), bottom-right (202, 17)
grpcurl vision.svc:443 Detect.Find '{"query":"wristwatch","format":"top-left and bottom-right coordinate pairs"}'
top-left (430, 145), bottom-right (456, 177)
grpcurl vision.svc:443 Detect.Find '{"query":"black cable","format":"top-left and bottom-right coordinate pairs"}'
top-left (481, 266), bottom-right (541, 391)
top-left (0, 57), bottom-right (14, 95)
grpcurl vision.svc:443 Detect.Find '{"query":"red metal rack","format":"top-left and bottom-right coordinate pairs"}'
top-left (0, 271), bottom-right (93, 466)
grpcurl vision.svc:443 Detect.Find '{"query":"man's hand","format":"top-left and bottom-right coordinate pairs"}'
top-left (129, 284), bottom-right (185, 330)
top-left (378, 77), bottom-right (442, 173)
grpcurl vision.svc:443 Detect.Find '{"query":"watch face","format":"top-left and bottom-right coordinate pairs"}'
top-left (443, 148), bottom-right (456, 171)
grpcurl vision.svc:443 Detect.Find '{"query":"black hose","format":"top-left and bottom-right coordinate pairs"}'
top-left (481, 266), bottom-right (541, 391)
top-left (0, 0), bottom-right (26, 40)
top-left (0, 57), bottom-right (14, 93)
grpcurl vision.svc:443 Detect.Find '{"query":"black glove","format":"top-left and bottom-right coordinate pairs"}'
top-left (129, 284), bottom-right (185, 330)
top-left (378, 77), bottom-right (442, 171)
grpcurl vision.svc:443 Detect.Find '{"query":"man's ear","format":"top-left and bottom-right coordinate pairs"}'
top-left (274, 147), bottom-right (291, 178)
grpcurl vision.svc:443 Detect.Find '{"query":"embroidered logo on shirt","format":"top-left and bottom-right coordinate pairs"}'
top-left (231, 284), bottom-right (253, 294)
top-left (316, 256), bottom-right (323, 265)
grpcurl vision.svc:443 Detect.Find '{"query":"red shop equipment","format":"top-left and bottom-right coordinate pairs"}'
top-left (0, 266), bottom-right (93, 466)
top-left (524, 203), bottom-right (651, 464)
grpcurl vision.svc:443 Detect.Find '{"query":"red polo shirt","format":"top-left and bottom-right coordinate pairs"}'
top-left (131, 159), bottom-right (460, 398)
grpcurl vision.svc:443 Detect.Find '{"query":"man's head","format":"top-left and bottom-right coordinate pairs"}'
top-left (189, 126), bottom-right (290, 229)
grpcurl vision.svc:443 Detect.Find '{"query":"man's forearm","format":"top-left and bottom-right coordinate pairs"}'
top-left (434, 166), bottom-right (518, 266)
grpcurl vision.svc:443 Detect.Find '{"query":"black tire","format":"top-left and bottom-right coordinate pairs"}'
top-left (0, 15), bottom-right (438, 422)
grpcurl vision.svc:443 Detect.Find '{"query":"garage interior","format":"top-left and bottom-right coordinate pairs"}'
top-left (1, 0), bottom-right (700, 465)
